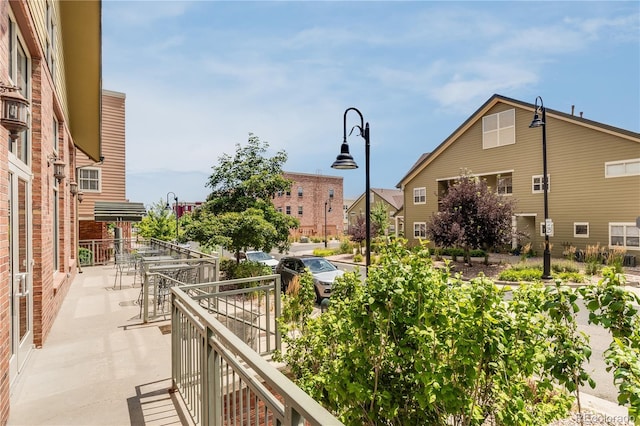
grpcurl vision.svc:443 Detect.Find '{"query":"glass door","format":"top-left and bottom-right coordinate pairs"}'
top-left (9, 171), bottom-right (33, 385)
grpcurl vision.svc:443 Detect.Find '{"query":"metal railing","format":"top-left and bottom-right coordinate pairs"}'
top-left (171, 277), bottom-right (344, 426)
top-left (140, 257), bottom-right (219, 323)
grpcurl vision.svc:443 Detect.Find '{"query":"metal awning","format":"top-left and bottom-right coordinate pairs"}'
top-left (94, 201), bottom-right (146, 222)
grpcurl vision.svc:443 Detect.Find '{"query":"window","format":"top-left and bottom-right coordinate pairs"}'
top-left (298, 206), bottom-right (303, 216)
top-left (8, 14), bottom-right (31, 164)
top-left (285, 205), bottom-right (291, 215)
top-left (497, 175), bottom-right (512, 195)
top-left (277, 206), bottom-right (282, 213)
top-left (609, 223), bottom-right (640, 249)
top-left (574, 223), bottom-right (589, 238)
top-left (413, 187), bottom-right (426, 204)
top-left (329, 189), bottom-right (334, 199)
top-left (297, 186), bottom-right (303, 197)
top-left (482, 109), bottom-right (515, 149)
top-left (79, 168), bottom-right (101, 192)
top-left (605, 159), bottom-right (640, 178)
top-left (53, 188), bottom-right (59, 271)
top-left (45, 1), bottom-right (56, 81)
top-left (413, 222), bottom-right (426, 239)
top-left (532, 175), bottom-right (550, 193)
top-left (277, 190), bottom-right (283, 197)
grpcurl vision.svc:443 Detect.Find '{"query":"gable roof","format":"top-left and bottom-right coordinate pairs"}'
top-left (396, 93), bottom-right (640, 188)
top-left (347, 188), bottom-right (404, 216)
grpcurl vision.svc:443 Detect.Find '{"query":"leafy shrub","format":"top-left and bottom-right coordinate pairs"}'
top-left (312, 248), bottom-right (337, 257)
top-left (220, 258), bottom-right (271, 280)
top-left (606, 246), bottom-right (626, 274)
top-left (440, 247), bottom-right (486, 258)
top-left (552, 260), bottom-right (580, 273)
top-left (498, 267), bottom-right (543, 282)
top-left (276, 239), bottom-right (595, 425)
top-left (352, 253), bottom-right (363, 263)
top-left (78, 248), bottom-right (93, 266)
top-left (339, 239), bottom-right (353, 255)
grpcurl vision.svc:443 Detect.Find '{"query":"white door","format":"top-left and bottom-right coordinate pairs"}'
top-left (9, 170), bottom-right (33, 386)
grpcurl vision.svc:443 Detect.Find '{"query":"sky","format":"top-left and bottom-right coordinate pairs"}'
top-left (101, 1), bottom-right (640, 209)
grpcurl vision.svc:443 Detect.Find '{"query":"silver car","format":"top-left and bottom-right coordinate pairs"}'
top-left (276, 256), bottom-right (345, 302)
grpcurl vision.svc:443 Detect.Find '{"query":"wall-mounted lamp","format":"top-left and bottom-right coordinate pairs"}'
top-left (69, 181), bottom-right (78, 196)
top-left (77, 192), bottom-right (84, 203)
top-left (47, 154), bottom-right (66, 183)
top-left (0, 83), bottom-right (29, 140)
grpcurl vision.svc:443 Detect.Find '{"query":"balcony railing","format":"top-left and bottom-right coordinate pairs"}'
top-left (170, 276), bottom-right (344, 425)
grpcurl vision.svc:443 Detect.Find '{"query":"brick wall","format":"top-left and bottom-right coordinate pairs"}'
top-left (273, 172), bottom-right (344, 239)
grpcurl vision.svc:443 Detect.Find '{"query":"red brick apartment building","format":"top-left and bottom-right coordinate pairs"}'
top-left (273, 172), bottom-right (344, 240)
top-left (0, 1), bottom-right (102, 423)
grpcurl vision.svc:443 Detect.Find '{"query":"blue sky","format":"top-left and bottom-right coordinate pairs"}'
top-left (101, 1), bottom-right (640, 209)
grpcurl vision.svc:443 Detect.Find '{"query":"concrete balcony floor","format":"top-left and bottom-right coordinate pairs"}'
top-left (8, 265), bottom-right (192, 426)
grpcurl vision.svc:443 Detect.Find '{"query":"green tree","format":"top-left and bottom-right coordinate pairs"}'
top-left (370, 201), bottom-right (389, 238)
top-left (184, 134), bottom-right (299, 256)
top-left (136, 199), bottom-right (176, 241)
top-left (427, 172), bottom-right (515, 264)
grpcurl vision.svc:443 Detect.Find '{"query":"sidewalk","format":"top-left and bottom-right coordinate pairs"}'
top-left (8, 265), bottom-right (189, 426)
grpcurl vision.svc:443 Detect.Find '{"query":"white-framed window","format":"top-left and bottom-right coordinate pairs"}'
top-left (285, 205), bottom-right (291, 215)
top-left (605, 159), bottom-right (640, 178)
top-left (277, 190), bottom-right (283, 197)
top-left (532, 175), bottom-right (550, 193)
top-left (497, 175), bottom-right (512, 195)
top-left (45, 1), bottom-right (56, 81)
top-left (329, 189), bottom-right (334, 199)
top-left (609, 223), bottom-right (640, 250)
top-left (574, 222), bottom-right (589, 238)
top-left (8, 13), bottom-right (31, 164)
top-left (276, 206), bottom-right (282, 213)
top-left (482, 109), bottom-right (515, 149)
top-left (298, 206), bottom-right (303, 216)
top-left (413, 187), bottom-right (426, 204)
top-left (297, 186), bottom-right (303, 197)
top-left (413, 222), bottom-right (426, 239)
top-left (78, 167), bottom-right (101, 192)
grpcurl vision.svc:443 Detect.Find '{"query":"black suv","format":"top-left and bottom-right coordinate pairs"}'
top-left (275, 256), bottom-right (345, 302)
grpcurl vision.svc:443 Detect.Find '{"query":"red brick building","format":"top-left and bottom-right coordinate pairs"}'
top-left (273, 172), bottom-right (344, 240)
top-left (0, 2), bottom-right (101, 423)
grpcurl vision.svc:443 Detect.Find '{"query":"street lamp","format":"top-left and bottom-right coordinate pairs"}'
top-left (331, 107), bottom-right (371, 271)
top-left (166, 192), bottom-right (179, 242)
top-left (324, 199), bottom-right (332, 248)
top-left (529, 96), bottom-right (552, 280)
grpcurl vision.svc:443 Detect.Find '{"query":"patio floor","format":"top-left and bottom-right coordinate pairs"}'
top-left (8, 265), bottom-right (192, 426)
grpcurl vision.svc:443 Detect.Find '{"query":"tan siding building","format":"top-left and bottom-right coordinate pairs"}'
top-left (398, 94), bottom-right (640, 260)
top-left (346, 188), bottom-right (403, 236)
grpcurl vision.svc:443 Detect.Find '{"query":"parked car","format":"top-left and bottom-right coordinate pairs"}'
top-left (275, 256), bottom-right (345, 302)
top-left (240, 250), bottom-right (279, 272)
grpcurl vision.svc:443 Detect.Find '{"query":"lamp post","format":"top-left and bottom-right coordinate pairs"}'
top-left (166, 192), bottom-right (179, 242)
top-left (529, 96), bottom-right (552, 280)
top-left (324, 199), bottom-right (332, 248)
top-left (331, 107), bottom-right (371, 271)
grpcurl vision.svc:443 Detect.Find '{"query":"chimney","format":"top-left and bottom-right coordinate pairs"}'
top-left (571, 105), bottom-right (575, 116)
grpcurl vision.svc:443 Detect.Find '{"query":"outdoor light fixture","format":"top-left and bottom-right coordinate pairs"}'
top-left (166, 191), bottom-right (179, 242)
top-left (529, 96), bottom-right (552, 280)
top-left (0, 83), bottom-right (29, 141)
top-left (331, 107), bottom-right (371, 271)
top-left (48, 154), bottom-right (66, 183)
top-left (77, 191), bottom-right (84, 203)
top-left (69, 181), bottom-right (78, 196)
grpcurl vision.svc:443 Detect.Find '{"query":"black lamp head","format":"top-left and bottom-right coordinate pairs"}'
top-left (331, 142), bottom-right (358, 170)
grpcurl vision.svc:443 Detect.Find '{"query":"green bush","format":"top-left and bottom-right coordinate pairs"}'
top-left (220, 259), bottom-right (271, 280)
top-left (79, 248), bottom-right (93, 266)
top-left (498, 267), bottom-right (543, 282)
top-left (339, 239), bottom-right (353, 255)
top-left (275, 239), bottom-right (596, 425)
top-left (440, 247), bottom-right (486, 258)
top-left (353, 253), bottom-right (363, 263)
top-left (552, 260), bottom-right (580, 273)
top-left (312, 248), bottom-right (337, 257)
